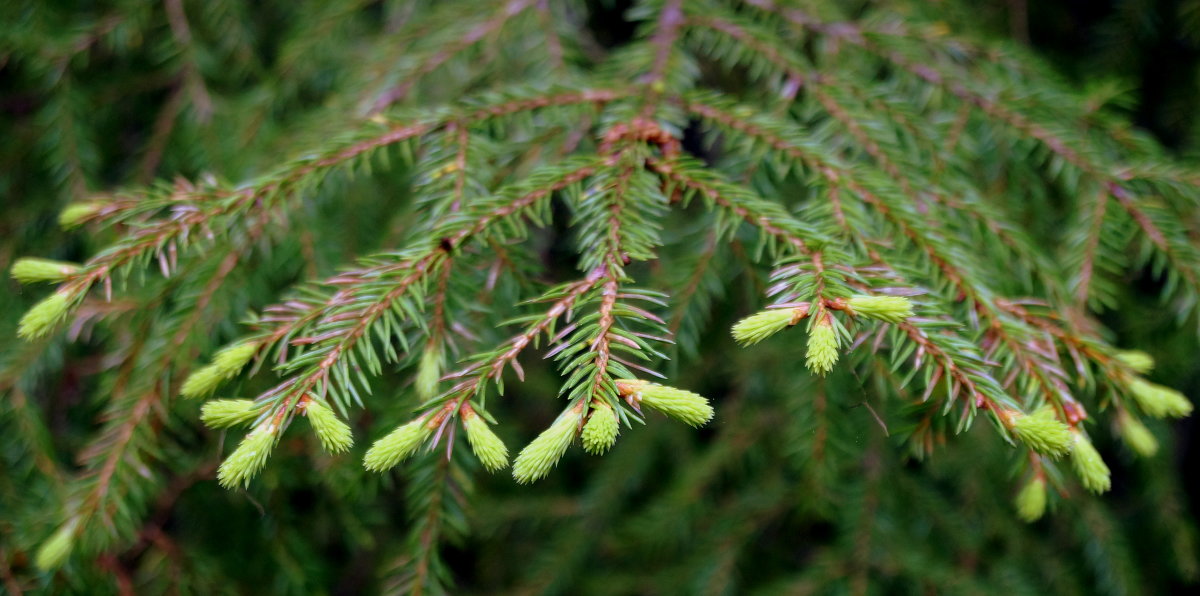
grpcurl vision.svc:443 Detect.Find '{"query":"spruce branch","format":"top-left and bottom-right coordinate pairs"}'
top-left (17, 87), bottom-right (625, 340)
top-left (8, 1), bottom-right (1200, 588)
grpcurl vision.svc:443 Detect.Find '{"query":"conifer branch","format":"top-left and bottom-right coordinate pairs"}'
top-left (9, 1), bottom-right (1200, 588)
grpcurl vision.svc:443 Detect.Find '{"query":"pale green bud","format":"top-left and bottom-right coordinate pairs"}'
top-left (462, 407), bottom-right (509, 472)
top-left (201, 399), bottom-right (260, 429)
top-left (731, 308), bottom-right (803, 346)
top-left (364, 416), bottom-right (433, 472)
top-left (1008, 407), bottom-right (1072, 458)
top-left (617, 379), bottom-right (714, 427)
top-left (217, 423), bottom-right (279, 489)
top-left (181, 341), bottom-right (258, 399)
top-left (17, 291), bottom-right (76, 339)
top-left (180, 366), bottom-right (223, 400)
top-left (847, 295), bottom-right (914, 324)
top-left (1125, 376), bottom-right (1193, 419)
top-left (1014, 477), bottom-right (1047, 523)
top-left (1114, 350), bottom-right (1154, 374)
top-left (304, 399), bottom-right (354, 454)
top-left (1117, 412), bottom-right (1158, 457)
top-left (10, 258), bottom-right (80, 284)
top-left (34, 518), bottom-right (79, 570)
top-left (59, 202), bottom-right (104, 229)
top-left (582, 401), bottom-right (620, 454)
top-left (415, 345), bottom-right (443, 399)
top-left (512, 407), bottom-right (582, 484)
top-left (1069, 431), bottom-right (1111, 494)
top-left (805, 317), bottom-right (840, 375)
top-left (212, 341), bottom-right (258, 371)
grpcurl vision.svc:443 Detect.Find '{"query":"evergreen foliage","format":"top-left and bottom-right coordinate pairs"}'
top-left (2, 0), bottom-right (1199, 593)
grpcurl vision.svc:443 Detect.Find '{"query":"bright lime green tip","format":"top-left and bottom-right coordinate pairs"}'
top-left (34, 519), bottom-right (78, 570)
top-left (11, 258), bottom-right (80, 284)
top-left (847, 295), bottom-right (914, 324)
top-left (463, 410), bottom-right (509, 472)
top-left (363, 417), bottom-right (432, 472)
top-left (1015, 477), bottom-right (1047, 523)
top-left (201, 399), bottom-right (260, 429)
top-left (1070, 431), bottom-right (1111, 494)
top-left (1114, 350), bottom-right (1154, 374)
top-left (512, 409), bottom-right (581, 484)
top-left (181, 341), bottom-right (258, 399)
top-left (731, 308), bottom-right (799, 346)
top-left (18, 291), bottom-right (76, 340)
top-left (59, 202), bottom-right (103, 229)
top-left (582, 401), bottom-right (620, 454)
top-left (1118, 412), bottom-right (1158, 457)
top-left (305, 399), bottom-right (354, 454)
top-left (415, 346), bottom-right (443, 400)
top-left (618, 379), bottom-right (714, 427)
top-left (217, 423), bottom-right (279, 489)
top-left (1126, 376), bottom-right (1193, 419)
top-left (1009, 407), bottom-right (1072, 458)
top-left (805, 319), bottom-right (840, 376)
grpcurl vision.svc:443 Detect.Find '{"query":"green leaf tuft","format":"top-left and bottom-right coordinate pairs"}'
top-left (617, 379), bottom-right (714, 427)
top-left (304, 398), bottom-right (354, 454)
top-left (805, 317), bottom-right (840, 376)
top-left (463, 407), bottom-right (509, 471)
top-left (582, 400), bottom-right (620, 454)
top-left (364, 416), bottom-right (433, 472)
top-left (1117, 412), bottom-right (1158, 457)
top-left (201, 399), bottom-right (260, 429)
top-left (731, 308), bottom-right (801, 346)
top-left (10, 258), bottom-right (79, 284)
top-left (512, 407), bottom-right (581, 484)
top-left (17, 291), bottom-right (76, 339)
top-left (181, 341), bottom-right (258, 399)
top-left (1015, 477), bottom-right (1047, 523)
top-left (847, 295), bottom-right (914, 324)
top-left (1125, 376), bottom-right (1193, 418)
top-left (1069, 431), bottom-right (1111, 494)
top-left (1009, 407), bottom-right (1072, 458)
top-left (34, 519), bottom-right (78, 570)
top-left (217, 423), bottom-right (279, 489)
